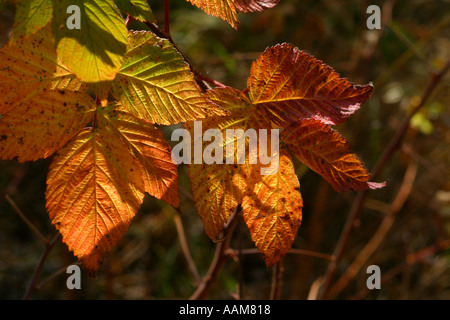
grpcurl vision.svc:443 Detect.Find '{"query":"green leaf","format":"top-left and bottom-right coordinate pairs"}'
top-left (115, 0), bottom-right (155, 22)
top-left (10, 0), bottom-right (53, 42)
top-left (52, 0), bottom-right (128, 90)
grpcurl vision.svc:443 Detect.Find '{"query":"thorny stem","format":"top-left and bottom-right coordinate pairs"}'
top-left (317, 59), bottom-right (450, 300)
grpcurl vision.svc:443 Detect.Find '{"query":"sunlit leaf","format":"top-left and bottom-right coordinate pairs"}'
top-left (0, 24), bottom-right (84, 111)
top-left (235, 0), bottom-right (280, 13)
top-left (187, 0), bottom-right (238, 29)
top-left (0, 90), bottom-right (95, 162)
top-left (102, 105), bottom-right (180, 207)
top-left (248, 43), bottom-right (374, 126)
top-left (115, 0), bottom-right (155, 22)
top-left (52, 0), bottom-right (128, 90)
top-left (282, 119), bottom-right (386, 192)
top-left (242, 149), bottom-right (302, 266)
top-left (111, 31), bottom-right (227, 125)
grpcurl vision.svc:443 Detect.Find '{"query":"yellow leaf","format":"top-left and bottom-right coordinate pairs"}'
top-left (0, 90), bottom-right (95, 162)
top-left (100, 105), bottom-right (180, 207)
top-left (0, 24), bottom-right (84, 110)
top-left (111, 31), bottom-right (228, 125)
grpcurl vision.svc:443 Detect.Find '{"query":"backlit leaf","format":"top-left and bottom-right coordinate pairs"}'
top-left (187, 0), bottom-right (279, 28)
top-left (46, 104), bottom-right (180, 274)
top-left (115, 0), bottom-right (155, 22)
top-left (187, 0), bottom-right (238, 29)
top-left (0, 90), bottom-right (95, 162)
top-left (242, 149), bottom-right (302, 266)
top-left (0, 24), bottom-right (84, 110)
top-left (52, 0), bottom-right (128, 89)
top-left (282, 119), bottom-right (386, 192)
top-left (111, 31), bottom-right (228, 125)
top-left (187, 87), bottom-right (276, 241)
top-left (248, 43), bottom-right (374, 126)
top-left (101, 105), bottom-right (180, 207)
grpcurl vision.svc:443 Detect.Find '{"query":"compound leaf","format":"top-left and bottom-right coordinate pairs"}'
top-left (46, 104), bottom-right (180, 274)
top-left (102, 105), bottom-right (180, 207)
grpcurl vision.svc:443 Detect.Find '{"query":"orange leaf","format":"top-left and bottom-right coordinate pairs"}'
top-left (0, 90), bottom-right (95, 162)
top-left (187, 0), bottom-right (239, 29)
top-left (46, 105), bottom-right (179, 274)
top-left (282, 119), bottom-right (386, 192)
top-left (242, 149), bottom-right (303, 266)
top-left (186, 87), bottom-right (264, 239)
top-left (248, 43), bottom-right (373, 126)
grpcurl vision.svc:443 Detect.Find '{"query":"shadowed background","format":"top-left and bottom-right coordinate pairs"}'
top-left (0, 0), bottom-right (449, 299)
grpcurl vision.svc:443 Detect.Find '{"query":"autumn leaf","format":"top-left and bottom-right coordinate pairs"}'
top-left (248, 43), bottom-right (374, 126)
top-left (186, 87), bottom-right (269, 240)
top-left (187, 44), bottom-right (383, 266)
top-left (111, 30), bottom-right (228, 125)
top-left (46, 104), bottom-right (179, 275)
top-left (0, 90), bottom-right (95, 162)
top-left (0, 24), bottom-right (84, 110)
top-left (52, 0), bottom-right (128, 98)
top-left (281, 120), bottom-right (387, 192)
top-left (242, 149), bottom-right (302, 266)
top-left (187, 0), bottom-right (279, 29)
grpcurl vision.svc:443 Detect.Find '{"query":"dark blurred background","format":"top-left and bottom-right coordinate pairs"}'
top-left (0, 0), bottom-right (449, 299)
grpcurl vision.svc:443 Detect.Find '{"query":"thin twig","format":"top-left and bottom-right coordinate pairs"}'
top-left (173, 208), bottom-right (201, 284)
top-left (5, 195), bottom-right (48, 244)
top-left (326, 160), bottom-right (418, 299)
top-left (189, 206), bottom-right (241, 300)
top-left (317, 59), bottom-right (450, 300)
top-left (37, 262), bottom-right (81, 291)
top-left (350, 238), bottom-right (450, 300)
top-left (226, 247), bottom-right (335, 262)
top-left (22, 233), bottom-right (61, 300)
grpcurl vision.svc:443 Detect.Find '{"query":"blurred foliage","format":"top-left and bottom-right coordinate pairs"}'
top-left (0, 0), bottom-right (449, 300)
